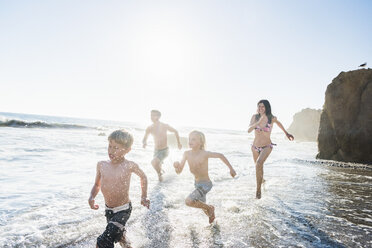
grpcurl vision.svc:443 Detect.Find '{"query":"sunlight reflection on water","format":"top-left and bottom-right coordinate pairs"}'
top-left (0, 116), bottom-right (371, 247)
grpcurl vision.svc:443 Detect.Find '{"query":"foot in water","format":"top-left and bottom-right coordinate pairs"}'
top-left (207, 205), bottom-right (215, 224)
top-left (158, 170), bottom-right (165, 182)
top-left (262, 179), bottom-right (266, 191)
top-left (256, 190), bottom-right (261, 199)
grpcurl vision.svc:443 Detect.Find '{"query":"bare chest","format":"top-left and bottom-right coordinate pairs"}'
top-left (188, 155), bottom-right (208, 172)
top-left (101, 165), bottom-right (131, 186)
top-left (151, 125), bottom-right (167, 137)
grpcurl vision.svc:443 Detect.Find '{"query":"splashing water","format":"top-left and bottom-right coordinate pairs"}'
top-left (0, 113), bottom-right (371, 247)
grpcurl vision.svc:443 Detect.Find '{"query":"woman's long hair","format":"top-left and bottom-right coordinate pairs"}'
top-left (255, 99), bottom-right (274, 124)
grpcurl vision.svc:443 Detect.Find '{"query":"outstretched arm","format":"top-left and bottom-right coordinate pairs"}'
top-left (273, 117), bottom-right (294, 141)
top-left (167, 125), bottom-right (182, 149)
top-left (132, 163), bottom-right (150, 208)
top-left (142, 127), bottom-right (151, 148)
top-left (207, 152), bottom-right (236, 177)
top-left (174, 152), bottom-right (187, 174)
top-left (88, 162), bottom-right (102, 210)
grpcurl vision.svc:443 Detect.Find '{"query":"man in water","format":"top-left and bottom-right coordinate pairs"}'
top-left (143, 110), bottom-right (182, 181)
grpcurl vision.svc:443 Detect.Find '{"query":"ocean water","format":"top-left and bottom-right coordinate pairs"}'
top-left (0, 112), bottom-right (371, 248)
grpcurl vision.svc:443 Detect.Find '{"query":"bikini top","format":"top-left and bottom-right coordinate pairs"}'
top-left (255, 123), bottom-right (272, 132)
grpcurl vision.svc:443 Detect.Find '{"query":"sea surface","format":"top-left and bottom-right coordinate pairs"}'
top-left (0, 112), bottom-right (371, 248)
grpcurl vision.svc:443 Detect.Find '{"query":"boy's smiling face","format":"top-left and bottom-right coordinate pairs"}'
top-left (188, 133), bottom-right (201, 150)
top-left (108, 139), bottom-right (128, 163)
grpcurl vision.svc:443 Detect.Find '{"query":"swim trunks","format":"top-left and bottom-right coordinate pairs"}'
top-left (153, 147), bottom-right (169, 163)
top-left (188, 181), bottom-right (213, 203)
top-left (97, 202), bottom-right (132, 248)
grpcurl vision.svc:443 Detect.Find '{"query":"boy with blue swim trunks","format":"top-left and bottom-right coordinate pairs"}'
top-left (173, 130), bottom-right (236, 223)
top-left (143, 110), bottom-right (182, 181)
top-left (89, 130), bottom-right (150, 248)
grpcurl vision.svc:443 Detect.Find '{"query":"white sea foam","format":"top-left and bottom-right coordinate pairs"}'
top-left (0, 112), bottom-right (371, 247)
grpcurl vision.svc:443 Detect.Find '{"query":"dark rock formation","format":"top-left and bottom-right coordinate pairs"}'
top-left (288, 108), bottom-right (321, 141)
top-left (317, 69), bottom-right (372, 164)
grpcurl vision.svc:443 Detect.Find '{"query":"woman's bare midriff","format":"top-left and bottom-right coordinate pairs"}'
top-left (253, 131), bottom-right (272, 147)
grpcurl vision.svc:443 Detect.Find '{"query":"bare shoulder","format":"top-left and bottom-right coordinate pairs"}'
top-left (205, 150), bottom-right (221, 158)
top-left (96, 160), bottom-right (108, 173)
top-left (200, 150), bottom-right (211, 161)
top-left (160, 122), bottom-right (169, 128)
top-left (97, 160), bottom-right (107, 168)
top-left (272, 116), bottom-right (278, 122)
top-left (146, 124), bottom-right (154, 132)
top-left (204, 150), bottom-right (214, 157)
top-left (203, 150), bottom-right (211, 156)
top-left (184, 150), bottom-right (191, 158)
top-left (126, 160), bottom-right (140, 171)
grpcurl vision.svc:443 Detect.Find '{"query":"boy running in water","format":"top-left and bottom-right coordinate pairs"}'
top-left (89, 130), bottom-right (150, 248)
top-left (173, 130), bottom-right (236, 223)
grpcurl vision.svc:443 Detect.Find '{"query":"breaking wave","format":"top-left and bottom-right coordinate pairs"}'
top-left (0, 119), bottom-right (91, 129)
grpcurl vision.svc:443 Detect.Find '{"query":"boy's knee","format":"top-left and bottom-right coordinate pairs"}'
top-left (151, 159), bottom-right (160, 166)
top-left (185, 197), bottom-right (194, 206)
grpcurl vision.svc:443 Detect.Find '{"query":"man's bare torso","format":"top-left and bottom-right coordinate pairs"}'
top-left (99, 160), bottom-right (133, 208)
top-left (149, 122), bottom-right (168, 150)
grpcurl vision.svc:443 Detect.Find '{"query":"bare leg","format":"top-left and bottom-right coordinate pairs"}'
top-left (254, 147), bottom-right (272, 199)
top-left (151, 158), bottom-right (163, 181)
top-left (119, 234), bottom-right (132, 248)
top-left (251, 146), bottom-right (259, 164)
top-left (185, 197), bottom-right (215, 223)
top-left (251, 147), bottom-right (261, 197)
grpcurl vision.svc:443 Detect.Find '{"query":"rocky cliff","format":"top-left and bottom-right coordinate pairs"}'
top-left (317, 69), bottom-right (372, 164)
top-left (288, 108), bottom-right (321, 141)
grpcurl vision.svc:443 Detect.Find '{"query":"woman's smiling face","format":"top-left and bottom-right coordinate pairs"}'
top-left (257, 103), bottom-right (266, 115)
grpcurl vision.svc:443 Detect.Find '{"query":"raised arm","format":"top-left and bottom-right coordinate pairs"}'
top-left (167, 124), bottom-right (182, 149)
top-left (132, 163), bottom-right (150, 208)
top-left (88, 162), bottom-right (102, 210)
top-left (248, 115), bottom-right (263, 133)
top-left (173, 151), bottom-right (187, 174)
top-left (142, 126), bottom-right (151, 148)
top-left (207, 152), bottom-right (236, 177)
top-left (273, 117), bottom-right (294, 141)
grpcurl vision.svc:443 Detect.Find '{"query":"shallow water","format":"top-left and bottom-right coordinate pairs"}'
top-left (0, 113), bottom-right (371, 247)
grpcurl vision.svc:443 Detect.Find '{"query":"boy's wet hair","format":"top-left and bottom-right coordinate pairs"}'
top-left (151, 110), bottom-right (161, 117)
top-left (108, 129), bottom-right (134, 149)
top-left (190, 130), bottom-right (206, 150)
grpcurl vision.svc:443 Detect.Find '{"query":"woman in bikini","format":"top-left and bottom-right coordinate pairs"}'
top-left (248, 100), bottom-right (294, 199)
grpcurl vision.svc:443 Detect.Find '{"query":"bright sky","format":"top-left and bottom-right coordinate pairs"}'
top-left (1, 0), bottom-right (371, 130)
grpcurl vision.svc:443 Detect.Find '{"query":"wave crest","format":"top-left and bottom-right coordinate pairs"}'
top-left (0, 119), bottom-right (89, 129)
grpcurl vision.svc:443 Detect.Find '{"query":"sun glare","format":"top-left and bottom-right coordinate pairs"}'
top-left (132, 26), bottom-right (199, 83)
